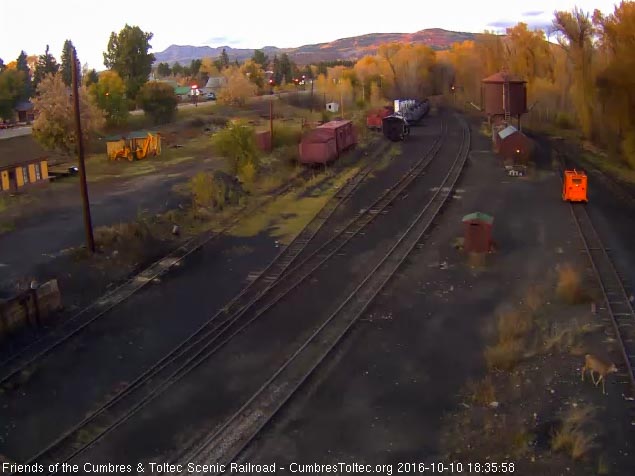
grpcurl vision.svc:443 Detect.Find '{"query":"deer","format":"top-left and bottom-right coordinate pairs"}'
top-left (581, 354), bottom-right (618, 395)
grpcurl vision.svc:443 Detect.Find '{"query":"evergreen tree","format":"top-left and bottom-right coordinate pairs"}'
top-left (156, 62), bottom-right (172, 77)
top-left (33, 45), bottom-right (60, 91)
top-left (60, 40), bottom-right (80, 87)
top-left (0, 58), bottom-right (5, 73)
top-left (84, 68), bottom-right (99, 87)
top-left (252, 50), bottom-right (269, 69)
top-left (220, 48), bottom-right (230, 69)
top-left (16, 51), bottom-right (33, 99)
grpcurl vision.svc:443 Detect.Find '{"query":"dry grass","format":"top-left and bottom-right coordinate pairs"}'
top-left (551, 405), bottom-right (597, 460)
top-left (94, 221), bottom-right (152, 249)
top-left (497, 309), bottom-right (533, 343)
top-left (556, 263), bottom-right (585, 304)
top-left (467, 376), bottom-right (496, 406)
top-left (542, 319), bottom-right (594, 354)
top-left (485, 309), bottom-right (534, 371)
top-left (524, 284), bottom-right (546, 313)
top-left (484, 339), bottom-right (525, 371)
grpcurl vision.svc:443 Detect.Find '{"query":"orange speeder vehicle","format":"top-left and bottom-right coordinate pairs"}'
top-left (562, 169), bottom-right (588, 202)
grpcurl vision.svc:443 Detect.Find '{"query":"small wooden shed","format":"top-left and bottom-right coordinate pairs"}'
top-left (495, 125), bottom-right (534, 163)
top-left (462, 212), bottom-right (494, 253)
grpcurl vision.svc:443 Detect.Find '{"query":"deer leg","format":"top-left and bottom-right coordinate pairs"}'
top-left (590, 370), bottom-right (597, 385)
top-left (581, 366), bottom-right (586, 381)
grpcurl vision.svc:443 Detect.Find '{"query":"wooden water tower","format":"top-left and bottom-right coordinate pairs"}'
top-left (481, 71), bottom-right (527, 129)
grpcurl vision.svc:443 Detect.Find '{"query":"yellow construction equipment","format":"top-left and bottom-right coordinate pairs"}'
top-left (106, 131), bottom-right (161, 161)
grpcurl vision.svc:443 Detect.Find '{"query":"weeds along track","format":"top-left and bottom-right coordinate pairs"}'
top-left (27, 118), bottom-right (448, 471)
top-left (556, 146), bottom-right (635, 396)
top-left (174, 114), bottom-right (470, 473)
top-left (0, 142), bottom-right (383, 388)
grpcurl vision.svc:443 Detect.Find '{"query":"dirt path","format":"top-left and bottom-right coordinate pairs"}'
top-left (0, 155), bottom-right (221, 287)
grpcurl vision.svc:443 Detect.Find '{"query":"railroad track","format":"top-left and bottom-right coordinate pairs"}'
top-left (0, 141), bottom-right (381, 387)
top-left (555, 146), bottom-right (635, 396)
top-left (0, 168), bottom-right (308, 385)
top-left (26, 117), bottom-right (447, 471)
top-left (174, 114), bottom-right (470, 473)
top-left (553, 137), bottom-right (635, 209)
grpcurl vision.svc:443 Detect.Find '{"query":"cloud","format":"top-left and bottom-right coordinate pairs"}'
top-left (487, 20), bottom-right (516, 29)
top-left (204, 36), bottom-right (243, 46)
top-left (486, 19), bottom-right (552, 33)
top-left (522, 11), bottom-right (545, 17)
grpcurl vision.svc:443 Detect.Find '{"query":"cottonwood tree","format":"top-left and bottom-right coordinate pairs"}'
top-left (103, 24), bottom-right (155, 100)
top-left (217, 67), bottom-right (257, 106)
top-left (240, 60), bottom-right (265, 89)
top-left (32, 73), bottom-right (105, 155)
top-left (593, 1), bottom-right (635, 165)
top-left (90, 70), bottom-right (129, 126)
top-left (552, 8), bottom-right (596, 138)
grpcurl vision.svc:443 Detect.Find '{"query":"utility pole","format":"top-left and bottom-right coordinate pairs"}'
top-left (71, 47), bottom-right (95, 253)
top-left (269, 99), bottom-right (274, 153)
top-left (310, 79), bottom-right (314, 113)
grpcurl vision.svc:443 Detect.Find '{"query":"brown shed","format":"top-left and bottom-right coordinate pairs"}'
top-left (463, 212), bottom-right (494, 253)
top-left (495, 125), bottom-right (534, 163)
top-left (482, 72), bottom-right (527, 117)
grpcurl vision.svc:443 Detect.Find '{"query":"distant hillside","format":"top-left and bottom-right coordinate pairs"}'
top-left (154, 28), bottom-right (478, 65)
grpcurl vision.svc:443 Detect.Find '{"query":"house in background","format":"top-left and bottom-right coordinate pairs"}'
top-left (201, 76), bottom-right (227, 94)
top-left (14, 101), bottom-right (35, 123)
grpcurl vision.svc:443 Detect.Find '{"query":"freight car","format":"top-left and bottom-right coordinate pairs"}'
top-left (299, 120), bottom-right (357, 165)
top-left (382, 115), bottom-right (410, 142)
top-left (366, 107), bottom-right (393, 130)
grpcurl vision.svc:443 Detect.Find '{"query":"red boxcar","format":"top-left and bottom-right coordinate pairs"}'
top-left (299, 120), bottom-right (356, 165)
top-left (366, 107), bottom-right (392, 130)
top-left (299, 129), bottom-right (338, 164)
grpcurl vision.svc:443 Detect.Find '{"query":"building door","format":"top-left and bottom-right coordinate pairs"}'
top-left (8, 170), bottom-right (17, 190)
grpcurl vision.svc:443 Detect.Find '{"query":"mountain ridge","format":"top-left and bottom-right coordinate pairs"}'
top-left (153, 28), bottom-right (479, 65)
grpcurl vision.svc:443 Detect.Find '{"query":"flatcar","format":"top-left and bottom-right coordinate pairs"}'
top-left (382, 115), bottom-right (410, 142)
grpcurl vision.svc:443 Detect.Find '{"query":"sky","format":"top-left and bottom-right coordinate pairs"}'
top-left (0, 0), bottom-right (620, 70)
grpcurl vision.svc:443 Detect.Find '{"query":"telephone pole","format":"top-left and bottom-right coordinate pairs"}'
top-left (269, 99), bottom-right (274, 153)
top-left (71, 47), bottom-right (95, 253)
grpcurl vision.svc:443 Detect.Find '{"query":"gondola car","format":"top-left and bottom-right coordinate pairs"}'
top-left (382, 115), bottom-right (410, 142)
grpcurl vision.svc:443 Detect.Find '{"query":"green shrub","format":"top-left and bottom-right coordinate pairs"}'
top-left (138, 82), bottom-right (178, 124)
top-left (212, 121), bottom-right (259, 176)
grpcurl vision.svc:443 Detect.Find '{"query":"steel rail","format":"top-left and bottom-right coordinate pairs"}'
top-left (30, 119), bottom-right (445, 470)
top-left (24, 141), bottom-right (390, 470)
top-left (175, 115), bottom-right (470, 473)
